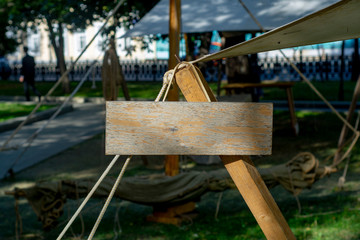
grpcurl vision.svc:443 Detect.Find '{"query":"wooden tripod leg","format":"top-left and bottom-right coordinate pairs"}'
top-left (222, 157), bottom-right (295, 239)
top-left (175, 64), bottom-right (295, 239)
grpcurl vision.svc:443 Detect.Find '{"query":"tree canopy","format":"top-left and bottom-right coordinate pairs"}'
top-left (0, 1), bottom-right (17, 56)
top-left (2, 0), bottom-right (159, 91)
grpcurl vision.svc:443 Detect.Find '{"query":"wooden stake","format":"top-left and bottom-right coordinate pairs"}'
top-left (175, 64), bottom-right (295, 240)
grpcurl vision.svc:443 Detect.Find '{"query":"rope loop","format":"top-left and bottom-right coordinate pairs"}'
top-left (156, 62), bottom-right (187, 102)
top-left (163, 69), bottom-right (174, 86)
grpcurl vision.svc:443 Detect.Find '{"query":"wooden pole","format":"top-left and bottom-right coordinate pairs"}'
top-left (167, 0), bottom-right (181, 101)
top-left (165, 0), bottom-right (181, 176)
top-left (175, 64), bottom-right (296, 239)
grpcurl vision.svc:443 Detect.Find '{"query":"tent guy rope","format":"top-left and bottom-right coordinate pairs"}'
top-left (3, 60), bottom-right (100, 178)
top-left (57, 62), bottom-right (184, 239)
top-left (0, 0), bottom-right (127, 152)
top-left (236, 0), bottom-right (360, 166)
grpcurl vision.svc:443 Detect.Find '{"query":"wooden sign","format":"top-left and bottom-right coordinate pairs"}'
top-left (106, 101), bottom-right (272, 155)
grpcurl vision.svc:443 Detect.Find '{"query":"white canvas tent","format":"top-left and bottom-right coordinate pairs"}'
top-left (121, 0), bottom-right (339, 38)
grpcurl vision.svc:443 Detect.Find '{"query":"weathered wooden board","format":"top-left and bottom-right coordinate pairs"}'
top-left (106, 101), bottom-right (272, 155)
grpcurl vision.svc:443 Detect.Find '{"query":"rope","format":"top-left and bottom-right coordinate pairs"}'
top-left (162, 63), bottom-right (183, 101)
top-left (85, 61), bottom-right (194, 239)
top-left (337, 156), bottom-right (350, 189)
top-left (158, 62), bottom-right (211, 102)
top-left (332, 132), bottom-right (360, 167)
top-left (280, 51), bottom-right (358, 134)
top-left (14, 196), bottom-right (23, 240)
top-left (112, 201), bottom-right (123, 240)
top-left (87, 156), bottom-right (132, 240)
top-left (155, 62), bottom-right (184, 102)
top-left (0, 0), bottom-right (126, 151)
top-left (75, 182), bottom-right (85, 239)
top-left (10, 60), bottom-right (98, 150)
top-left (58, 54), bottom-right (186, 239)
top-left (287, 165), bottom-right (302, 215)
top-left (56, 155), bottom-right (121, 240)
top-left (236, 0), bottom-right (360, 165)
top-left (236, 0), bottom-right (358, 134)
top-left (214, 192), bottom-right (223, 220)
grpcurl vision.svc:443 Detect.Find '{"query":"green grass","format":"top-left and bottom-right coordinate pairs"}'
top-left (0, 80), bottom-right (219, 100)
top-left (1, 82), bottom-right (360, 239)
top-left (0, 80), bottom-right (357, 101)
top-left (19, 186), bottom-right (359, 240)
top-left (261, 81), bottom-right (357, 102)
top-left (0, 102), bottom-right (55, 122)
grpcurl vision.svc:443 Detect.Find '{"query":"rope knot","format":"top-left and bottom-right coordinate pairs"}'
top-left (320, 166), bottom-right (337, 178)
top-left (163, 70), bottom-right (174, 86)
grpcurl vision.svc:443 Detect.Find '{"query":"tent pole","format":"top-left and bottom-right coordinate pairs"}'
top-left (164, 0), bottom-right (181, 176)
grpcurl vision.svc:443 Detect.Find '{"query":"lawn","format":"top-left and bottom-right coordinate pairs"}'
top-left (0, 79), bottom-right (357, 101)
top-left (0, 102), bottom-right (56, 122)
top-left (1, 111), bottom-right (359, 240)
top-left (1, 78), bottom-right (359, 239)
top-left (0, 79), bottom-right (356, 123)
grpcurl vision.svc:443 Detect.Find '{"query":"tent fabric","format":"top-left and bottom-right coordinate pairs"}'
top-left (121, 0), bottom-right (338, 38)
top-left (11, 152), bottom-right (335, 229)
top-left (193, 0), bottom-right (360, 63)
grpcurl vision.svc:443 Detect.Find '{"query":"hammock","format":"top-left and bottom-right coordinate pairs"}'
top-left (8, 152), bottom-right (335, 230)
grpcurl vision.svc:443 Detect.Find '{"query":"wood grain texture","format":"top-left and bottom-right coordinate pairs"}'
top-left (106, 101), bottom-right (272, 155)
top-left (224, 160), bottom-right (296, 240)
top-left (176, 65), bottom-right (255, 165)
top-left (175, 64), bottom-right (217, 102)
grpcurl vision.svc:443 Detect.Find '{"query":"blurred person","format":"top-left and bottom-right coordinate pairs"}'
top-left (19, 46), bottom-right (41, 101)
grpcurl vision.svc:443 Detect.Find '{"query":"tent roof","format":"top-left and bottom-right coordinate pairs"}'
top-left (121, 0), bottom-right (339, 38)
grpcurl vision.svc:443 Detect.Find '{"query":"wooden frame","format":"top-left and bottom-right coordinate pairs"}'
top-left (105, 64), bottom-right (295, 239)
top-left (175, 64), bottom-right (296, 239)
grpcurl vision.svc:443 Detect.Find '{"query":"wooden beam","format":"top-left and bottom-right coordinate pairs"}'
top-left (167, 0), bottom-right (181, 101)
top-left (175, 64), bottom-right (295, 240)
top-left (165, 0), bottom-right (182, 176)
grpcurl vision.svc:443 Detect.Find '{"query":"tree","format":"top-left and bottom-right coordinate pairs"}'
top-left (0, 0), bottom-right (18, 56)
top-left (7, 0), bottom-right (159, 93)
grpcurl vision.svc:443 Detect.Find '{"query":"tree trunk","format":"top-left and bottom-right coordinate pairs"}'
top-left (46, 19), bottom-right (70, 93)
top-left (57, 24), bottom-right (70, 93)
